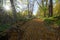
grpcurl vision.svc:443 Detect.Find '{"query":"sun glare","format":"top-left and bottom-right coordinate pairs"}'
top-left (3, 5), bottom-right (11, 11)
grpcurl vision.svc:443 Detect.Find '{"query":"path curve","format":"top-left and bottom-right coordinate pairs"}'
top-left (20, 19), bottom-right (57, 40)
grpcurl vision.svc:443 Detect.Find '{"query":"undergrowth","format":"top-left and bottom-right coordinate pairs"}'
top-left (44, 16), bottom-right (60, 26)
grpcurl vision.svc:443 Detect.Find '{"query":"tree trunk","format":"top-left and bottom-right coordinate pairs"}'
top-left (28, 0), bottom-right (30, 18)
top-left (28, 0), bottom-right (35, 18)
top-left (49, 0), bottom-right (53, 17)
top-left (46, 0), bottom-right (48, 17)
top-left (10, 0), bottom-right (17, 22)
top-left (42, 0), bottom-right (46, 17)
top-left (0, 0), bottom-right (3, 14)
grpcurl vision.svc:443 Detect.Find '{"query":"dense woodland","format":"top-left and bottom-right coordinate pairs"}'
top-left (0, 0), bottom-right (60, 40)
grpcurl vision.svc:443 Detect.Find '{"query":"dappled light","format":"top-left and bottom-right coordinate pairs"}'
top-left (3, 5), bottom-right (11, 11)
top-left (0, 0), bottom-right (60, 40)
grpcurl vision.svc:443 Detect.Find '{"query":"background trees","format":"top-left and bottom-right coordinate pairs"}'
top-left (0, 0), bottom-right (60, 40)
top-left (27, 0), bottom-right (36, 18)
top-left (0, 0), bottom-right (60, 20)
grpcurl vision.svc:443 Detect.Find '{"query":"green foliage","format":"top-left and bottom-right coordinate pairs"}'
top-left (53, 16), bottom-right (60, 25)
top-left (55, 20), bottom-right (60, 25)
top-left (53, 16), bottom-right (60, 19)
top-left (43, 7), bottom-right (48, 11)
top-left (19, 16), bottom-right (33, 22)
top-left (0, 24), bottom-right (11, 32)
top-left (44, 18), bottom-right (54, 25)
top-left (44, 16), bottom-right (60, 26)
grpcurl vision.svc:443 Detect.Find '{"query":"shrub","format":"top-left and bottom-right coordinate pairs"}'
top-left (0, 24), bottom-right (11, 32)
top-left (56, 20), bottom-right (60, 26)
top-left (44, 18), bottom-right (54, 25)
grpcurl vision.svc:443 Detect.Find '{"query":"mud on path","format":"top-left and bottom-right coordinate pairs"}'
top-left (9, 19), bottom-right (59, 40)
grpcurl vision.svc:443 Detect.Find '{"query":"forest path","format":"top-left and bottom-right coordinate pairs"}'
top-left (9, 18), bottom-right (58, 40)
top-left (20, 18), bottom-right (57, 40)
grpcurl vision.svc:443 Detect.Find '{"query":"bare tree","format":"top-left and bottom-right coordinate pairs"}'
top-left (10, 0), bottom-right (17, 22)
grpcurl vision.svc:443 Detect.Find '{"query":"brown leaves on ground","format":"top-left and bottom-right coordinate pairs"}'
top-left (9, 19), bottom-right (59, 40)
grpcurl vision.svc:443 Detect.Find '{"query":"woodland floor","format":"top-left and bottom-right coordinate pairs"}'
top-left (8, 18), bottom-right (60, 40)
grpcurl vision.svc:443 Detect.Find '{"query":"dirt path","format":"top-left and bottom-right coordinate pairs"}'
top-left (20, 19), bottom-right (57, 40)
top-left (9, 19), bottom-right (58, 40)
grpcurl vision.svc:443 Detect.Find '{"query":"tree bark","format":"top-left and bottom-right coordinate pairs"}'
top-left (28, 0), bottom-right (35, 18)
top-left (10, 0), bottom-right (17, 22)
top-left (49, 0), bottom-right (53, 17)
top-left (42, 0), bottom-right (46, 17)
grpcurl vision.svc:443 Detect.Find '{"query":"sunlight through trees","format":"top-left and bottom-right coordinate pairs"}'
top-left (0, 0), bottom-right (60, 40)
